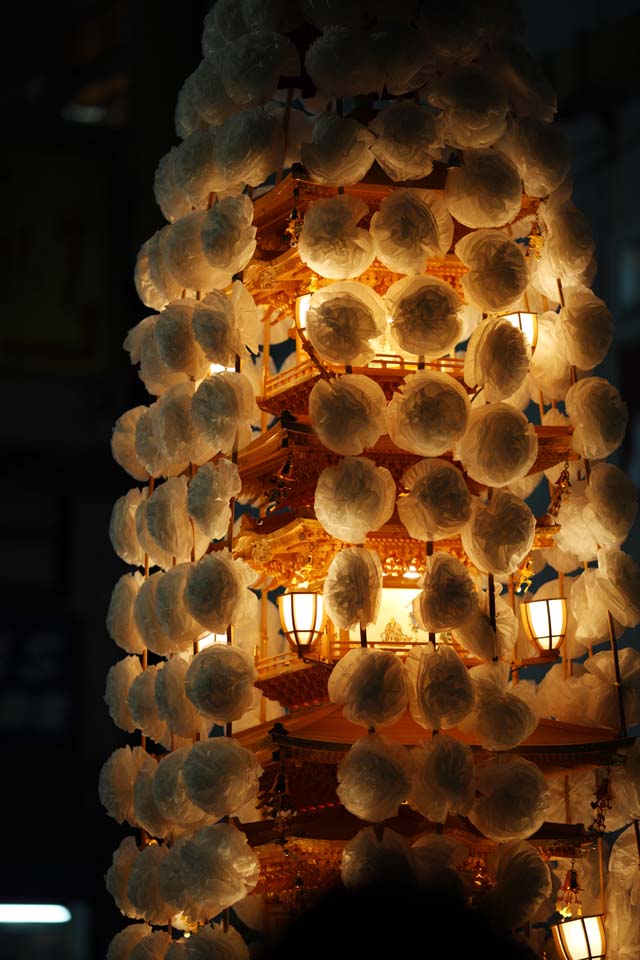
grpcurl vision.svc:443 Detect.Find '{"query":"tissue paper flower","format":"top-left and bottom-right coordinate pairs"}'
top-left (192, 282), bottom-right (260, 367)
top-left (191, 371), bottom-right (257, 456)
top-left (214, 108), bottom-right (285, 188)
top-left (219, 31), bottom-right (300, 107)
top-left (341, 827), bottom-right (415, 888)
top-left (153, 301), bottom-right (209, 379)
top-left (133, 573), bottom-right (173, 656)
top-left (106, 837), bottom-right (143, 919)
top-left (328, 647), bottom-right (409, 728)
top-left (386, 276), bottom-right (462, 359)
top-left (184, 553), bottom-right (256, 635)
top-left (480, 841), bottom-right (551, 930)
top-left (595, 549), bottom-right (640, 629)
top-left (427, 66), bottom-right (508, 149)
top-left (112, 407), bottom-right (150, 481)
top-left (200, 195), bottom-right (257, 288)
top-left (182, 738), bottom-right (262, 816)
top-left (105, 656), bottom-right (143, 733)
top-left (135, 227), bottom-right (186, 311)
top-left (305, 26), bottom-right (379, 99)
top-left (145, 477), bottom-right (201, 563)
top-left (301, 114), bottom-right (374, 186)
top-left (187, 459), bottom-right (242, 540)
top-left (528, 311), bottom-right (572, 401)
top-left (107, 572), bottom-right (146, 655)
top-left (305, 281), bottom-right (387, 364)
top-left (464, 663), bottom-right (538, 750)
top-left (155, 653), bottom-right (210, 740)
top-left (462, 490), bottom-right (536, 575)
top-left (128, 664), bottom-right (168, 742)
top-left (127, 842), bottom-right (174, 925)
top-left (560, 287), bottom-right (613, 371)
top-left (99, 746), bottom-right (150, 826)
top-left (565, 376), bottom-right (628, 460)
top-left (452, 589), bottom-right (519, 661)
top-left (369, 102), bottom-right (442, 182)
top-left (406, 645), bottom-right (474, 731)
top-left (152, 382), bottom-right (218, 475)
top-left (456, 229), bottom-right (529, 313)
top-left (370, 189), bottom-right (453, 274)
top-left (135, 406), bottom-right (186, 478)
top-left (458, 404), bottom-right (538, 488)
top-left (314, 456), bottom-right (395, 543)
top-left (415, 553), bottom-right (478, 632)
top-left (337, 732), bottom-right (412, 822)
top-left (106, 922), bottom-right (150, 960)
top-left (323, 547), bottom-right (382, 630)
top-left (584, 463), bottom-right (638, 549)
top-left (135, 495), bottom-right (175, 570)
top-left (398, 459), bottom-right (471, 541)
top-left (370, 21), bottom-right (431, 95)
top-left (309, 374), bottom-right (386, 455)
top-left (387, 371), bottom-right (470, 457)
top-left (483, 41), bottom-right (556, 121)
top-left (411, 735), bottom-right (476, 822)
top-left (184, 644), bottom-right (257, 722)
top-left (497, 116), bottom-right (569, 196)
top-left (543, 197), bottom-right (595, 288)
top-left (464, 316), bottom-right (531, 402)
top-left (298, 195), bottom-right (375, 279)
top-left (444, 149), bottom-right (522, 229)
top-left (469, 754), bottom-right (549, 841)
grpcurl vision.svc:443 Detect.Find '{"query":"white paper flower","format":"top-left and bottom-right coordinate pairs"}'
top-left (112, 407), bottom-right (149, 482)
top-left (452, 589), bottom-right (519, 661)
top-left (184, 59), bottom-right (236, 128)
top-left (145, 477), bottom-right (203, 564)
top-left (130, 931), bottom-right (171, 960)
top-left (184, 644), bottom-right (257, 722)
top-left (337, 733), bottom-right (412, 823)
top-left (134, 755), bottom-right (172, 838)
top-left (314, 456), bottom-right (395, 543)
top-left (182, 737), bottom-right (262, 816)
top-left (565, 376), bottom-right (628, 460)
top-left (398, 459), bottom-right (471, 542)
top-left (135, 496), bottom-right (175, 570)
top-left (411, 735), bottom-right (475, 823)
top-left (192, 281), bottom-right (261, 366)
top-left (560, 287), bottom-right (613, 371)
top-left (369, 102), bottom-right (442, 182)
top-left (483, 42), bottom-right (556, 121)
top-left (369, 21), bottom-right (431, 95)
top-left (170, 129), bottom-right (227, 208)
top-left (595, 549), bottom-right (640, 629)
top-left (153, 749), bottom-right (208, 835)
top-left (341, 826), bottom-right (415, 888)
top-left (309, 374), bottom-right (386, 456)
top-left (178, 925), bottom-right (249, 960)
top-left (463, 316), bottom-right (531, 402)
top-left (153, 301), bottom-right (209, 379)
top-left (323, 547), bottom-right (382, 630)
top-left (125, 315), bottom-right (191, 399)
top-left (462, 490), bottom-right (536, 575)
top-left (188, 460), bottom-right (241, 541)
top-left (415, 554), bottom-right (478, 632)
top-left (412, 834), bottom-right (468, 895)
top-left (445, 150), bottom-right (522, 229)
top-left (481, 841), bottom-right (551, 930)
top-left (107, 923), bottom-right (151, 960)
top-left (386, 276), bottom-right (462, 359)
top-left (298, 195), bottom-right (375, 279)
top-left (406, 645), bottom-right (474, 731)
top-left (159, 822), bottom-right (260, 923)
top-left (152, 382), bottom-right (218, 473)
top-left (301, 114), bottom-right (374, 186)
top-left (220, 31), bottom-right (299, 107)
top-left (135, 407), bottom-right (186, 479)
top-left (543, 198), bottom-right (595, 288)
top-left (155, 653), bottom-right (209, 740)
top-left (458, 404), bottom-right (538, 488)
top-left (129, 664), bottom-right (168, 743)
top-left (584, 463), bottom-right (637, 549)
top-left (387, 371), bottom-right (470, 457)
top-left (163, 211), bottom-right (220, 291)
top-left (418, 2), bottom-right (487, 65)
top-left (469, 755), bottom-right (550, 841)
top-left (107, 572), bottom-right (146, 655)
top-left (202, 0), bottom-right (249, 56)
top-left (200, 195), bottom-right (257, 288)
top-left (370, 189), bottom-right (453, 275)
top-left (191, 371), bottom-right (257, 456)
top-left (528, 311), bottom-right (572, 401)
top-left (305, 281), bottom-right (387, 364)
top-left (427, 66), bottom-right (508, 149)
top-left (497, 117), bottom-right (569, 197)
top-left (106, 837), bottom-right (143, 920)
top-left (100, 746), bottom-right (150, 826)
top-left (456, 230), bottom-right (529, 313)
top-left (184, 553), bottom-right (257, 635)
top-left (110, 489), bottom-right (146, 567)
top-left (305, 26), bottom-right (379, 99)
top-left (215, 108), bottom-right (285, 189)
top-left (133, 573), bottom-right (173, 656)
top-left (105, 656), bottom-right (143, 733)
top-left (135, 228), bottom-right (184, 311)
top-left (328, 647), bottom-right (409, 728)
top-left (569, 568), bottom-right (620, 647)
top-left (554, 491), bottom-right (599, 562)
top-left (127, 842), bottom-right (174, 925)
top-left (463, 663), bottom-right (538, 750)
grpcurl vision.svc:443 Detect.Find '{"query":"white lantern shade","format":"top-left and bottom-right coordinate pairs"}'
top-left (278, 591), bottom-right (325, 657)
top-left (520, 596), bottom-right (567, 655)
top-left (552, 915), bottom-right (606, 960)
top-left (499, 311), bottom-right (538, 350)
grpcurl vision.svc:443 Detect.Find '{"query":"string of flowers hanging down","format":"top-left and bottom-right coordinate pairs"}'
top-left (102, 2), bottom-right (640, 958)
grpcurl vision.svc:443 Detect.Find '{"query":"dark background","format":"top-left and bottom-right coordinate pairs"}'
top-left (1, 2), bottom-right (640, 957)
